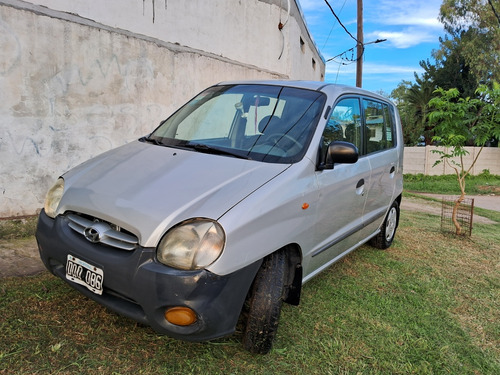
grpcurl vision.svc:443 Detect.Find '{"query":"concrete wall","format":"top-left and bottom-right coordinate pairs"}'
top-left (27, 0), bottom-right (325, 81)
top-left (0, 0), bottom-right (325, 218)
top-left (404, 146), bottom-right (500, 175)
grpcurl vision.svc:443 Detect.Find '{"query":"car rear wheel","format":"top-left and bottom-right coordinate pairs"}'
top-left (242, 249), bottom-right (287, 354)
top-left (370, 200), bottom-right (399, 249)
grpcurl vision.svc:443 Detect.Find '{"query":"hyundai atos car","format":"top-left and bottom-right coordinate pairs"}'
top-left (36, 80), bottom-right (403, 354)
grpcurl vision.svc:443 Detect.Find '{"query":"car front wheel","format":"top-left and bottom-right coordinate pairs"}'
top-left (242, 249), bottom-right (288, 354)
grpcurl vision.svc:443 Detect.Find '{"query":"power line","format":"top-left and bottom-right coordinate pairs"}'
top-left (322, 0), bottom-right (363, 65)
top-left (326, 38), bottom-right (386, 64)
top-left (323, 0), bottom-right (360, 44)
top-left (326, 44), bottom-right (360, 64)
top-left (321, 0), bottom-right (349, 49)
top-left (322, 0), bottom-right (386, 88)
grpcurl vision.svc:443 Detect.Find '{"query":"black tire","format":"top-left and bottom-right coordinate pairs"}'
top-left (370, 200), bottom-right (399, 249)
top-left (242, 249), bottom-right (288, 354)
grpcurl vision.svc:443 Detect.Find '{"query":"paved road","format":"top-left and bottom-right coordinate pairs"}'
top-left (1, 194), bottom-right (498, 278)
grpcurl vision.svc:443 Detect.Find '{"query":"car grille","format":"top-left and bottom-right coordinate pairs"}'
top-left (66, 213), bottom-right (139, 251)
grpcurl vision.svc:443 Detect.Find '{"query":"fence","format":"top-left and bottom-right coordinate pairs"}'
top-left (440, 197), bottom-right (474, 237)
top-left (403, 146), bottom-right (500, 175)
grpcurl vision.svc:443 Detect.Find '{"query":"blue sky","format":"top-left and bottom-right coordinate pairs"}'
top-left (299, 0), bottom-right (446, 95)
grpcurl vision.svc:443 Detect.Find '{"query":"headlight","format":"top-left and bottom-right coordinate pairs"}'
top-left (44, 178), bottom-right (64, 218)
top-left (157, 219), bottom-right (225, 270)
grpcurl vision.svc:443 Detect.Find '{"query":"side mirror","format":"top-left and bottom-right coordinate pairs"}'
top-left (319, 141), bottom-right (358, 170)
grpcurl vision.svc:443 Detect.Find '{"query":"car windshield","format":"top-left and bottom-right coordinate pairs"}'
top-left (146, 84), bottom-right (326, 163)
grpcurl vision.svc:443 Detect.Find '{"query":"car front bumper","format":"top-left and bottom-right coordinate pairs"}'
top-left (36, 210), bottom-right (261, 342)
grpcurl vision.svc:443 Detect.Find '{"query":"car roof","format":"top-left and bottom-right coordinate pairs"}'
top-left (216, 80), bottom-right (391, 104)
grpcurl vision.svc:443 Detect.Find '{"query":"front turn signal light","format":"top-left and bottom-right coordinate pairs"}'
top-left (165, 306), bottom-right (197, 326)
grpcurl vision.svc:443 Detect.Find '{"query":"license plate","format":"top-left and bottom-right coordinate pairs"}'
top-left (66, 254), bottom-right (104, 295)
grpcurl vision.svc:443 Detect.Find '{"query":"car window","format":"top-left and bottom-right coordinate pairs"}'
top-left (322, 97), bottom-right (362, 154)
top-left (244, 98), bottom-right (285, 136)
top-left (175, 93), bottom-right (240, 140)
top-left (149, 85), bottom-right (326, 164)
top-left (363, 99), bottom-right (395, 154)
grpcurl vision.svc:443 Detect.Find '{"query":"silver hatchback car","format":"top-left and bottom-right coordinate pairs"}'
top-left (37, 80), bottom-right (403, 354)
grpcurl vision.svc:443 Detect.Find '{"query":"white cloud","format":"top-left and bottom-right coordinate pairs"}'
top-left (363, 1), bottom-right (444, 49)
top-left (301, 0), bottom-right (442, 28)
top-left (367, 0), bottom-right (442, 28)
top-left (301, 0), bottom-right (443, 48)
top-left (367, 27), bottom-right (438, 49)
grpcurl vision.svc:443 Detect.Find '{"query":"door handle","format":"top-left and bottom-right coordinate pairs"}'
top-left (356, 179), bottom-right (365, 196)
top-left (389, 165), bottom-right (396, 178)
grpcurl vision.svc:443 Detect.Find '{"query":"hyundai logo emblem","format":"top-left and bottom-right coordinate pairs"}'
top-left (83, 222), bottom-right (111, 243)
top-left (84, 226), bottom-right (101, 243)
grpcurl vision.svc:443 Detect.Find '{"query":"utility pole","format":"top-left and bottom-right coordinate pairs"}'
top-left (356, 0), bottom-right (363, 88)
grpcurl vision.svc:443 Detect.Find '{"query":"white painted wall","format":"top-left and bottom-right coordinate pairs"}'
top-left (27, 0), bottom-right (324, 81)
top-left (0, 0), bottom-right (325, 217)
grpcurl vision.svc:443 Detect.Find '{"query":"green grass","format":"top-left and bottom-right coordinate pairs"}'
top-left (1, 210), bottom-right (499, 374)
top-left (404, 172), bottom-right (500, 195)
top-left (0, 216), bottom-right (38, 240)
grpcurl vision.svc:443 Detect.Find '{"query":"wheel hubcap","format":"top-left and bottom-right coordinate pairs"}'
top-left (385, 207), bottom-right (397, 241)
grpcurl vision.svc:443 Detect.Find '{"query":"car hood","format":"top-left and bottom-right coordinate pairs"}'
top-left (59, 140), bottom-right (289, 246)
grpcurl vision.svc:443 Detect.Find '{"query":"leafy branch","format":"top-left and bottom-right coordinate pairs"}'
top-left (428, 83), bottom-right (500, 234)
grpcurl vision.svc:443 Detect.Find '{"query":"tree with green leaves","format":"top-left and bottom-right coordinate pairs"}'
top-left (431, 34), bottom-right (479, 98)
top-left (390, 81), bottom-right (421, 145)
top-left (428, 83), bottom-right (500, 234)
top-left (391, 67), bottom-right (438, 146)
top-left (438, 0), bottom-right (500, 86)
top-left (392, 1), bottom-right (499, 146)
top-left (406, 67), bottom-right (437, 145)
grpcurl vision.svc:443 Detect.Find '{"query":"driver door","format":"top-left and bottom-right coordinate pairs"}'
top-left (303, 97), bottom-right (371, 279)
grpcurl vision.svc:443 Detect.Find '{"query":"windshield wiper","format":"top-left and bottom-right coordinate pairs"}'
top-left (139, 136), bottom-right (167, 146)
top-left (141, 138), bottom-right (252, 159)
top-left (185, 143), bottom-right (252, 160)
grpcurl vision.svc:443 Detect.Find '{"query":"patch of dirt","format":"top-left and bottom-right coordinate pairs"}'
top-left (0, 238), bottom-right (45, 278)
top-left (401, 197), bottom-right (496, 225)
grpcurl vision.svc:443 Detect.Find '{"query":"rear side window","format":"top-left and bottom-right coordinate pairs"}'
top-left (363, 99), bottom-right (395, 154)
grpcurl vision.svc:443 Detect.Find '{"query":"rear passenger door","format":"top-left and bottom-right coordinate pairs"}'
top-left (361, 98), bottom-right (399, 233)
